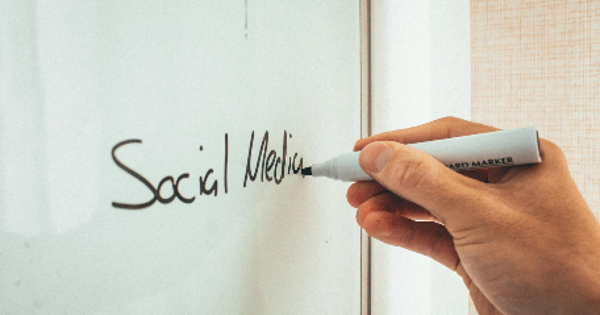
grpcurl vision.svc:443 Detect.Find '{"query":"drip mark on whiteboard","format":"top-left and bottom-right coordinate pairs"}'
top-left (245, 0), bottom-right (249, 39)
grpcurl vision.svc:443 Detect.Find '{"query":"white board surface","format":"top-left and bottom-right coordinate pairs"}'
top-left (0, 1), bottom-right (362, 314)
top-left (370, 0), bottom-right (471, 314)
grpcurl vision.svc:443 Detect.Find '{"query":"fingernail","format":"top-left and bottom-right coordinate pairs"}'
top-left (361, 142), bottom-right (394, 173)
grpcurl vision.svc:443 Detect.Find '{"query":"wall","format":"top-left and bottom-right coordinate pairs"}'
top-left (470, 0), bottom-right (600, 313)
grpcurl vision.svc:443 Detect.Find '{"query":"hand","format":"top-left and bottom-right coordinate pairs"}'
top-left (347, 117), bottom-right (600, 315)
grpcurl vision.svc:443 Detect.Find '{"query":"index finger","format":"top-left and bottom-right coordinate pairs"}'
top-left (354, 117), bottom-right (499, 151)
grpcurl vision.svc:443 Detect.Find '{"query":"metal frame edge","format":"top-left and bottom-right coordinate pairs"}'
top-left (359, 1), bottom-right (372, 314)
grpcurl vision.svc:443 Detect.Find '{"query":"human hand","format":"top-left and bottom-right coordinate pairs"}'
top-left (347, 117), bottom-right (600, 315)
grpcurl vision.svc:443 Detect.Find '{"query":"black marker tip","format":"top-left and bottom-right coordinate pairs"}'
top-left (301, 167), bottom-right (312, 176)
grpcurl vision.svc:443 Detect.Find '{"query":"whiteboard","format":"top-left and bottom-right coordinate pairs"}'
top-left (0, 1), bottom-right (362, 314)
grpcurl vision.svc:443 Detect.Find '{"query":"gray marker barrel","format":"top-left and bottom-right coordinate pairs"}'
top-left (308, 126), bottom-right (542, 182)
top-left (310, 151), bottom-right (370, 181)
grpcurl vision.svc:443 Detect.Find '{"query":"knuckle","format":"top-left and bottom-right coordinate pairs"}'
top-left (434, 116), bottom-right (465, 131)
top-left (428, 116), bottom-right (474, 139)
top-left (346, 184), bottom-right (359, 207)
top-left (362, 212), bottom-right (384, 234)
top-left (538, 138), bottom-right (569, 165)
top-left (391, 155), bottom-right (436, 191)
top-left (539, 138), bottom-right (563, 155)
top-left (434, 116), bottom-right (463, 125)
top-left (427, 226), bottom-right (450, 260)
top-left (393, 219), bottom-right (416, 247)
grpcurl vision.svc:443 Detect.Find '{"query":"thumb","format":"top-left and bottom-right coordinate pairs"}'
top-left (359, 141), bottom-right (491, 225)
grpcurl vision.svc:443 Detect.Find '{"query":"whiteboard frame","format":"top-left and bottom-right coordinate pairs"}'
top-left (360, 0), bottom-right (372, 314)
top-left (368, 1), bottom-right (472, 313)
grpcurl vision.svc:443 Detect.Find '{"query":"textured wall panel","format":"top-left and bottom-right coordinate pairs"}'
top-left (471, 1), bottom-right (600, 314)
top-left (472, 0), bottom-right (599, 215)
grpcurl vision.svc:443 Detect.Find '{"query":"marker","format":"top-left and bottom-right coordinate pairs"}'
top-left (301, 127), bottom-right (542, 182)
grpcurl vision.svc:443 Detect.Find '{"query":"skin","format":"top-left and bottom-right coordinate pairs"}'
top-left (347, 117), bottom-right (600, 315)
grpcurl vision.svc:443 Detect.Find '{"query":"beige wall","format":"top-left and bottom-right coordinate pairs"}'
top-left (471, 0), bottom-right (600, 215)
top-left (470, 0), bottom-right (600, 313)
